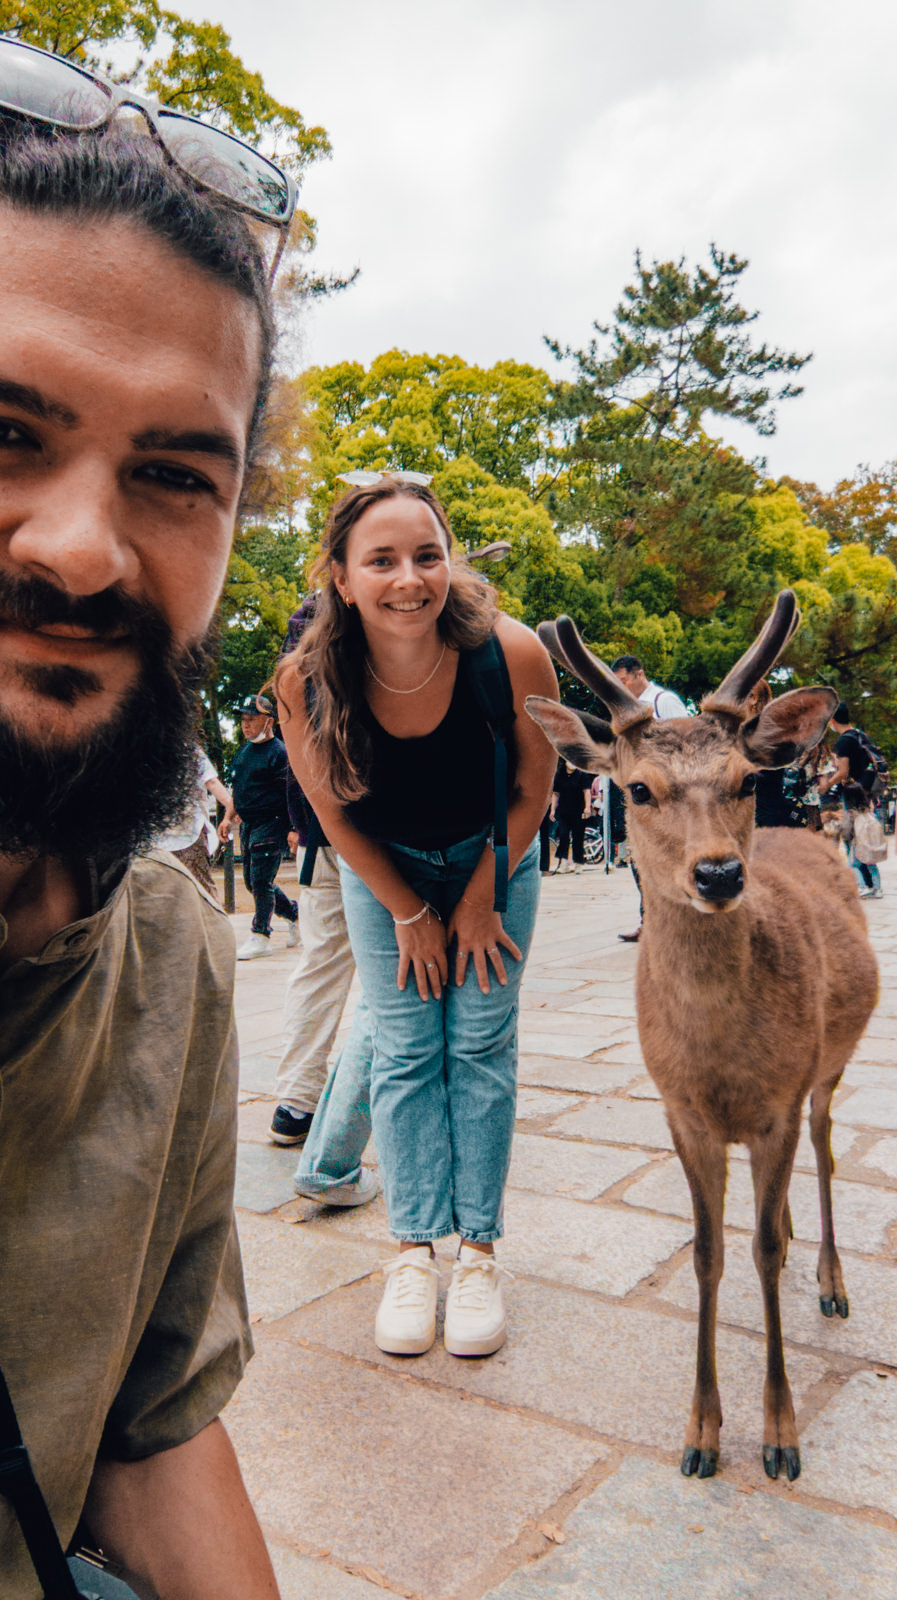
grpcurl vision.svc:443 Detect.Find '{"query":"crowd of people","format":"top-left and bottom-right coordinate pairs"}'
top-left (0, 35), bottom-right (891, 1599)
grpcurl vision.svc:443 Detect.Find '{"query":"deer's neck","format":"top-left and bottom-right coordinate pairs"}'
top-left (640, 884), bottom-right (753, 994)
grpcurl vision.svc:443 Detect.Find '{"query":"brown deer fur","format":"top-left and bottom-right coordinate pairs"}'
top-left (526, 594), bottom-right (878, 1483)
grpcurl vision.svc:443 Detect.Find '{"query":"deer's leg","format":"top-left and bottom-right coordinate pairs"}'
top-left (809, 1077), bottom-right (849, 1320)
top-left (669, 1121), bottom-right (727, 1480)
top-left (749, 1124), bottom-right (802, 1482)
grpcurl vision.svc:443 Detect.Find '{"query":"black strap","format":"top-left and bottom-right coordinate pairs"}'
top-left (298, 810), bottom-right (326, 887)
top-left (465, 635), bottom-right (515, 914)
top-left (0, 1363), bottom-right (82, 1598)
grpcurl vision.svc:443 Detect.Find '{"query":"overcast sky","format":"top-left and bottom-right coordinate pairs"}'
top-left (193, 0), bottom-right (895, 485)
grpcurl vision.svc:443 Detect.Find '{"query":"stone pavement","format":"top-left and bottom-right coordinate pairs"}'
top-left (224, 854), bottom-right (897, 1600)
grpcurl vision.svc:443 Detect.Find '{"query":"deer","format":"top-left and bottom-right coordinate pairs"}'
top-left (525, 590), bottom-right (878, 1484)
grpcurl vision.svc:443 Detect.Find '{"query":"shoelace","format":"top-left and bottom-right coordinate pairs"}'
top-left (383, 1255), bottom-right (439, 1309)
top-left (451, 1257), bottom-right (509, 1310)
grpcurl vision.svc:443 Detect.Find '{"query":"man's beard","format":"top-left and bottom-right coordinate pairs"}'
top-left (0, 573), bottom-right (218, 863)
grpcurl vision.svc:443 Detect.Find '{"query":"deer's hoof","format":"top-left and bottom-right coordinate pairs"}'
top-left (835, 1293), bottom-right (850, 1319)
top-left (681, 1447), bottom-right (718, 1478)
top-left (820, 1296), bottom-right (834, 1318)
top-left (763, 1444), bottom-right (801, 1482)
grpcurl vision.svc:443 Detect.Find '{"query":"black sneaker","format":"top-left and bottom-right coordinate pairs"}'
top-left (269, 1105), bottom-right (313, 1146)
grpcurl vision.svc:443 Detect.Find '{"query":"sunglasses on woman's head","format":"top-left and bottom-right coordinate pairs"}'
top-left (0, 36), bottom-right (298, 282)
top-left (336, 470), bottom-right (434, 488)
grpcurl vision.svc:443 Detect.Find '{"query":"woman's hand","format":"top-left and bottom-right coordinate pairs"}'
top-left (447, 894), bottom-right (522, 994)
top-left (395, 910), bottom-right (449, 1002)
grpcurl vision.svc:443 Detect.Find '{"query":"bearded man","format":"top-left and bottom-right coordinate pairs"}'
top-left (0, 39), bottom-right (293, 1599)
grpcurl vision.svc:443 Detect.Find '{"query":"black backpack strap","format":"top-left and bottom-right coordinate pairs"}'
top-left (295, 676), bottom-right (326, 887)
top-left (0, 1363), bottom-right (82, 1598)
top-left (298, 809), bottom-right (326, 887)
top-left (465, 635), bottom-right (516, 914)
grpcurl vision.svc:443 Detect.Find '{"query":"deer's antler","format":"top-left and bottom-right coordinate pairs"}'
top-left (703, 590), bottom-right (800, 718)
top-left (537, 615), bottom-right (653, 734)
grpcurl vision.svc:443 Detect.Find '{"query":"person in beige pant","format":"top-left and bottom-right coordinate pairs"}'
top-left (269, 841), bottom-right (356, 1143)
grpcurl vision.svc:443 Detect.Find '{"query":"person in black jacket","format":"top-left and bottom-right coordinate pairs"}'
top-left (218, 694), bottom-right (298, 959)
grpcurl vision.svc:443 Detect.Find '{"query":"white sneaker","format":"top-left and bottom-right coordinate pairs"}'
top-left (858, 887), bottom-right (875, 899)
top-left (374, 1246), bottom-right (440, 1355)
top-left (286, 921), bottom-right (300, 948)
top-left (444, 1245), bottom-right (508, 1357)
top-left (294, 1168), bottom-right (379, 1208)
top-left (237, 932), bottom-right (271, 960)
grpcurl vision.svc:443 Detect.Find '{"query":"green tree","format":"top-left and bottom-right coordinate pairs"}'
top-left (783, 462), bottom-right (897, 565)
top-left (547, 244), bottom-right (811, 443)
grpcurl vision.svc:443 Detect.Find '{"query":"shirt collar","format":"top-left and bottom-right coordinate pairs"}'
top-left (0, 853), bottom-right (130, 972)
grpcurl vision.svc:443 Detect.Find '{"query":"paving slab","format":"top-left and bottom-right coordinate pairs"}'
top-left (288, 1277), bottom-right (828, 1477)
top-left (238, 1052), bottom-right (281, 1095)
top-left (836, 1085), bottom-right (897, 1130)
top-left (269, 1545), bottom-right (388, 1600)
top-left (480, 1455), bottom-right (897, 1600)
top-left (514, 1088), bottom-right (583, 1124)
top-left (225, 1340), bottom-right (605, 1600)
top-left (507, 1132), bottom-right (652, 1201)
top-left (237, 1212), bottom-right (382, 1323)
top-left (622, 1154), bottom-right (897, 1253)
top-left (498, 1189), bottom-right (692, 1295)
top-left (549, 1096), bottom-right (674, 1151)
top-left (802, 1370), bottom-right (897, 1519)
top-left (234, 1141), bottom-right (304, 1213)
top-left (860, 1136), bottom-right (897, 1181)
top-left (517, 1054), bottom-right (644, 1093)
top-left (660, 1230), bottom-right (897, 1366)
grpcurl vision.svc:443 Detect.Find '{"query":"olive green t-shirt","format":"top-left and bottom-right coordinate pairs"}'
top-left (0, 852), bottom-right (252, 1596)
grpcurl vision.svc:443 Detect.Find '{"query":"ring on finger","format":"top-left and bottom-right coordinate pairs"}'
top-left (427, 961), bottom-right (436, 969)
top-left (488, 946), bottom-right (499, 955)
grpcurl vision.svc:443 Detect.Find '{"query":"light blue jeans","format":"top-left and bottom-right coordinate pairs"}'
top-left (339, 829), bottom-right (541, 1243)
top-left (294, 996), bottom-right (373, 1193)
top-left (848, 844), bottom-right (881, 894)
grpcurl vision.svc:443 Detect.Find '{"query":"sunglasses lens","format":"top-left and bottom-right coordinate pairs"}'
top-left (0, 43), bottom-right (109, 128)
top-left (157, 112), bottom-right (292, 220)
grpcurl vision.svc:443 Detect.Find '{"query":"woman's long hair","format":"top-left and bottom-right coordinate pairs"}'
top-left (275, 479), bottom-right (498, 802)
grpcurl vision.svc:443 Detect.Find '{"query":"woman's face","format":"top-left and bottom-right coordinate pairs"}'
top-left (333, 494), bottom-right (452, 644)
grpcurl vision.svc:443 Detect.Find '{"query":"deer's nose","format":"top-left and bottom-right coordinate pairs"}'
top-left (693, 858), bottom-right (744, 902)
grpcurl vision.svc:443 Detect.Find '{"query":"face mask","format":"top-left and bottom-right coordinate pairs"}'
top-left (249, 727), bottom-right (272, 743)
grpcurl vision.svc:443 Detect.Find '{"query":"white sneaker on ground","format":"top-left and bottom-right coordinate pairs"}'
top-left (294, 1168), bottom-right (379, 1208)
top-left (443, 1244), bottom-right (508, 1357)
top-left (237, 931), bottom-right (271, 960)
top-left (286, 920), bottom-right (300, 948)
top-left (858, 887), bottom-right (875, 899)
top-left (374, 1246), bottom-right (440, 1355)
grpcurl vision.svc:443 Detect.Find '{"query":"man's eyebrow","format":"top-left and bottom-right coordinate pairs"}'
top-left (131, 427), bottom-right (244, 474)
top-left (0, 378), bottom-right (79, 428)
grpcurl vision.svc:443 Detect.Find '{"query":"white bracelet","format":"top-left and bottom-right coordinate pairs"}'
top-left (393, 902), bottom-right (440, 926)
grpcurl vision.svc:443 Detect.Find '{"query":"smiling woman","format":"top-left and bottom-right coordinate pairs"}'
top-left (275, 476), bottom-right (558, 1363)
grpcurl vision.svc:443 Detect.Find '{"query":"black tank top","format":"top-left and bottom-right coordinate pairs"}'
top-left (345, 651), bottom-right (513, 849)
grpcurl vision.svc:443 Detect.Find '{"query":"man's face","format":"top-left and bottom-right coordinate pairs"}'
top-left (240, 712), bottom-right (271, 742)
top-left (0, 206), bottom-right (262, 859)
top-left (0, 207), bottom-right (260, 745)
top-left (614, 665), bottom-right (646, 697)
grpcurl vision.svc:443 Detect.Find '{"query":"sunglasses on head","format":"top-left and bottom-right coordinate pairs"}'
top-left (0, 36), bottom-right (298, 281)
top-left (336, 470), bottom-right (434, 488)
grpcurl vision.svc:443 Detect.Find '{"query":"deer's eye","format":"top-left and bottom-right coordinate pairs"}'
top-left (739, 773), bottom-right (758, 798)
top-left (629, 782), bottom-right (654, 807)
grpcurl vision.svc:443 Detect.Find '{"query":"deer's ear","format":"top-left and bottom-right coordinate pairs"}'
top-left (738, 687), bottom-right (838, 770)
top-left (525, 697), bottom-right (618, 774)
